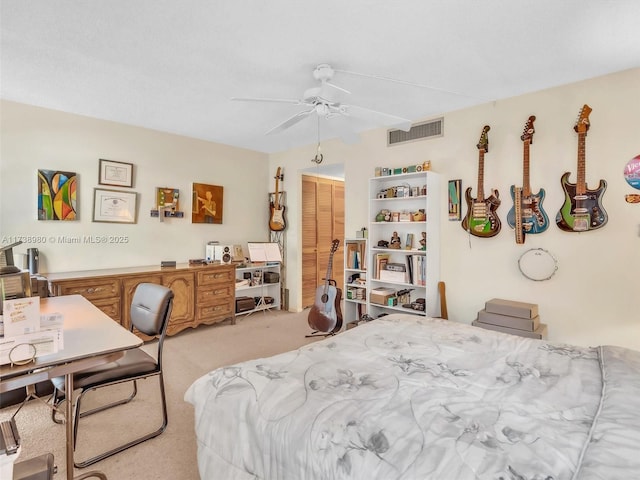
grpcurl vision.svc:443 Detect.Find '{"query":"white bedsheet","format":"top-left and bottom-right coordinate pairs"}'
top-left (185, 315), bottom-right (640, 479)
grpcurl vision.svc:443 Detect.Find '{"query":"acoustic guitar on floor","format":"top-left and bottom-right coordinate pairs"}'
top-left (307, 239), bottom-right (343, 336)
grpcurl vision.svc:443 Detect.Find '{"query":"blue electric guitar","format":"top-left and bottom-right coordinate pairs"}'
top-left (507, 115), bottom-right (549, 239)
top-left (307, 239), bottom-right (343, 335)
top-left (556, 104), bottom-right (608, 232)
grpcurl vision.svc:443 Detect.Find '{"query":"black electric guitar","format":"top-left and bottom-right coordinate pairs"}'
top-left (556, 105), bottom-right (608, 232)
top-left (307, 239), bottom-right (343, 335)
top-left (269, 167), bottom-right (286, 231)
top-left (462, 125), bottom-right (501, 237)
top-left (507, 115), bottom-right (549, 238)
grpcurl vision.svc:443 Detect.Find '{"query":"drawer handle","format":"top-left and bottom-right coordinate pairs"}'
top-left (86, 287), bottom-right (103, 294)
top-left (214, 306), bottom-right (222, 311)
top-left (214, 289), bottom-right (225, 295)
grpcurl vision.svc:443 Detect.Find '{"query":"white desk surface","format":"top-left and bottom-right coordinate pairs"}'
top-left (0, 295), bottom-right (142, 386)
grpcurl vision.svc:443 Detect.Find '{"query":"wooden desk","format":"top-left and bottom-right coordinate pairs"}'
top-left (0, 295), bottom-right (142, 480)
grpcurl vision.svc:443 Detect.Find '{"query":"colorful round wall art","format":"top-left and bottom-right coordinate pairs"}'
top-left (623, 154), bottom-right (640, 190)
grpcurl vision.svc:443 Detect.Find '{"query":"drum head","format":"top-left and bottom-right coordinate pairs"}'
top-left (518, 248), bottom-right (558, 281)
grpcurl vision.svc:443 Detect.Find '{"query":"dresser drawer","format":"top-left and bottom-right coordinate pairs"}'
top-left (54, 278), bottom-right (120, 301)
top-left (196, 284), bottom-right (233, 305)
top-left (197, 267), bottom-right (234, 286)
top-left (197, 298), bottom-right (234, 322)
top-left (92, 298), bottom-right (122, 323)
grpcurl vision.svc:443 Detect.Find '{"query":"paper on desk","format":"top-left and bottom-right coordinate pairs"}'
top-left (2, 297), bottom-right (40, 337)
top-left (0, 329), bottom-right (60, 365)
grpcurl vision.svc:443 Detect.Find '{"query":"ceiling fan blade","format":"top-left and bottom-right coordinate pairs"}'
top-left (341, 104), bottom-right (412, 132)
top-left (231, 96), bottom-right (301, 105)
top-left (324, 81), bottom-right (350, 95)
top-left (265, 109), bottom-right (314, 135)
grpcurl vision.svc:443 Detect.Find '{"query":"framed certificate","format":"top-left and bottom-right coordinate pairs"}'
top-left (93, 188), bottom-right (137, 223)
top-left (98, 159), bottom-right (134, 187)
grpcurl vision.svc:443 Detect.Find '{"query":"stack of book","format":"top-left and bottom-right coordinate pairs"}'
top-left (472, 298), bottom-right (547, 339)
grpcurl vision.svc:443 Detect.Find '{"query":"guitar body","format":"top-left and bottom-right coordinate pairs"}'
top-left (556, 173), bottom-right (607, 232)
top-left (507, 186), bottom-right (549, 234)
top-left (462, 187), bottom-right (501, 237)
top-left (269, 205), bottom-right (286, 231)
top-left (307, 280), bottom-right (343, 334)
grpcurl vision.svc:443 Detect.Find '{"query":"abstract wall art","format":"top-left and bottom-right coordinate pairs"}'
top-left (38, 169), bottom-right (77, 221)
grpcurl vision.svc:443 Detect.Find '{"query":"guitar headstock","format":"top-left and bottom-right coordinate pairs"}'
top-left (477, 125), bottom-right (490, 153)
top-left (274, 167), bottom-right (284, 181)
top-left (521, 115), bottom-right (536, 143)
top-left (330, 239), bottom-right (339, 254)
top-left (574, 104), bottom-right (592, 134)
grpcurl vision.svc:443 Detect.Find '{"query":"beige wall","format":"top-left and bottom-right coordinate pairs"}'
top-left (0, 101), bottom-right (269, 272)
top-left (271, 68), bottom-right (640, 351)
top-left (2, 68), bottom-right (638, 351)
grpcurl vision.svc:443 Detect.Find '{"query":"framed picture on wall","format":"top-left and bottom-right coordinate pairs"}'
top-left (192, 183), bottom-right (223, 224)
top-left (98, 159), bottom-right (134, 187)
top-left (93, 188), bottom-right (137, 223)
top-left (37, 169), bottom-right (77, 221)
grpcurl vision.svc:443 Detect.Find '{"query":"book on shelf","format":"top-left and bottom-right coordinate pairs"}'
top-left (373, 253), bottom-right (390, 279)
top-left (346, 241), bottom-right (367, 270)
top-left (407, 255), bottom-right (426, 286)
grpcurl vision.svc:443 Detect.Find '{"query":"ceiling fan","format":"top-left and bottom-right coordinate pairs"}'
top-left (231, 64), bottom-right (413, 137)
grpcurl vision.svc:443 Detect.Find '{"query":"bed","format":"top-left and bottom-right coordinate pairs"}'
top-left (185, 314), bottom-right (640, 479)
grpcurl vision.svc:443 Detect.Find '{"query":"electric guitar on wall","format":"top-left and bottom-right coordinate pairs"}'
top-left (462, 125), bottom-right (501, 237)
top-left (269, 167), bottom-right (286, 231)
top-left (507, 115), bottom-right (549, 238)
top-left (307, 239), bottom-right (343, 335)
top-left (556, 104), bottom-right (608, 232)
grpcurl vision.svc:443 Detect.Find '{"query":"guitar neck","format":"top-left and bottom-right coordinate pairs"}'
top-left (576, 132), bottom-right (587, 195)
top-left (273, 179), bottom-right (280, 209)
top-left (522, 140), bottom-right (531, 197)
top-left (324, 253), bottom-right (334, 291)
top-left (476, 150), bottom-right (486, 201)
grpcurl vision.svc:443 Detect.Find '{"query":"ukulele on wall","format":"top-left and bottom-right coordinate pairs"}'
top-left (269, 167), bottom-right (286, 231)
top-left (462, 125), bottom-right (501, 237)
top-left (507, 115), bottom-right (549, 242)
top-left (307, 239), bottom-right (343, 335)
top-left (556, 105), bottom-right (608, 232)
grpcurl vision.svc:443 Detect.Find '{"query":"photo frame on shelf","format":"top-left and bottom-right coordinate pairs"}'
top-left (98, 159), bottom-right (133, 188)
top-left (92, 188), bottom-right (137, 223)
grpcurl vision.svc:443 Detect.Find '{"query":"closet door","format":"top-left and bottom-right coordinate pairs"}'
top-left (301, 175), bottom-right (345, 308)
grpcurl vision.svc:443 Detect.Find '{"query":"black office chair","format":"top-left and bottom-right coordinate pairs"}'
top-left (50, 283), bottom-right (174, 468)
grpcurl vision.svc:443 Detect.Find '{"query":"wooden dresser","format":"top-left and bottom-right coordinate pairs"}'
top-left (48, 263), bottom-right (235, 337)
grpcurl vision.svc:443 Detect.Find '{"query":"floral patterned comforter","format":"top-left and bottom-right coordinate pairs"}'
top-left (185, 315), bottom-right (640, 480)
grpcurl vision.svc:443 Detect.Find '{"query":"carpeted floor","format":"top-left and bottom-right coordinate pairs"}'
top-left (1, 309), bottom-right (321, 479)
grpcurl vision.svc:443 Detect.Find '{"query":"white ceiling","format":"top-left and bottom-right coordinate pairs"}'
top-left (2, 0), bottom-right (639, 154)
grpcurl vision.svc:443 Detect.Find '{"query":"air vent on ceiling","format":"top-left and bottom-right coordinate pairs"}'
top-left (387, 118), bottom-right (444, 146)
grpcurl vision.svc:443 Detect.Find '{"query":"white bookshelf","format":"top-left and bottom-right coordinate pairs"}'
top-left (367, 171), bottom-right (441, 318)
top-left (235, 263), bottom-right (281, 316)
